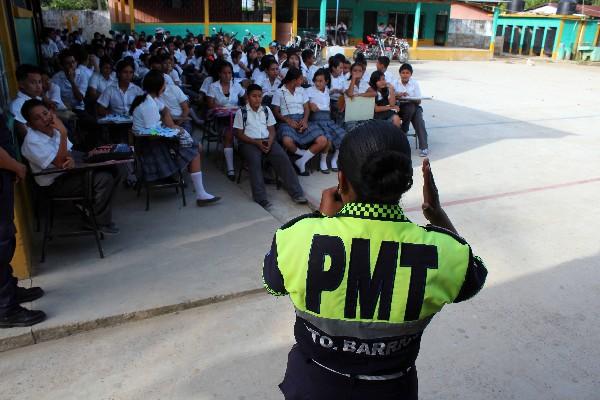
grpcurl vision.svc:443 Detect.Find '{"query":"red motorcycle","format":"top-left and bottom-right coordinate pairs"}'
top-left (353, 34), bottom-right (385, 60)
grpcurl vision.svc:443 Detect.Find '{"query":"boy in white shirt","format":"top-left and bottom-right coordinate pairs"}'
top-left (20, 99), bottom-right (120, 234)
top-left (9, 65), bottom-right (45, 139)
top-left (376, 56), bottom-right (396, 87)
top-left (301, 49), bottom-right (319, 84)
top-left (233, 84), bottom-right (306, 209)
top-left (395, 63), bottom-right (429, 157)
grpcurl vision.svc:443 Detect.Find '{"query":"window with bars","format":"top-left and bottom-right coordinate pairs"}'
top-left (133, 0), bottom-right (204, 23)
top-left (210, 0), bottom-right (273, 22)
top-left (297, 8), bottom-right (352, 31)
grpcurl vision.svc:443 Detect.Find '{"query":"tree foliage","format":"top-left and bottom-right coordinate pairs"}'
top-left (42, 0), bottom-right (106, 10)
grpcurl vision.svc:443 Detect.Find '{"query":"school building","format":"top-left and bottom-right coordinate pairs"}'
top-left (497, 4), bottom-right (600, 61)
top-left (109, 0), bottom-right (500, 60)
top-left (1, 0), bottom-right (44, 278)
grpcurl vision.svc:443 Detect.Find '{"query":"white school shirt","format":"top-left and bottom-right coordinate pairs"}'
top-left (280, 66), bottom-right (306, 80)
top-left (271, 86), bottom-right (308, 116)
top-left (97, 82), bottom-right (144, 115)
top-left (258, 76), bottom-right (281, 97)
top-left (394, 78), bottom-right (422, 98)
top-left (163, 73), bottom-right (175, 86)
top-left (46, 82), bottom-right (67, 110)
top-left (330, 74), bottom-right (346, 101)
top-left (21, 127), bottom-right (73, 187)
top-left (207, 81), bottom-right (245, 107)
top-left (132, 95), bottom-right (164, 132)
top-left (306, 86), bottom-right (331, 112)
top-left (384, 70), bottom-right (397, 87)
top-left (77, 64), bottom-right (94, 82)
top-left (252, 68), bottom-right (266, 83)
top-left (189, 56), bottom-right (202, 70)
top-left (41, 41), bottom-right (59, 59)
top-left (160, 84), bottom-right (188, 118)
top-left (136, 65), bottom-right (150, 80)
top-left (343, 78), bottom-right (370, 95)
top-left (52, 69), bottom-right (89, 110)
top-left (306, 65), bottom-right (319, 84)
top-left (9, 91), bottom-right (41, 124)
top-left (200, 76), bottom-right (214, 95)
top-left (232, 104), bottom-right (276, 140)
top-left (169, 69), bottom-right (182, 86)
top-left (88, 72), bottom-right (117, 94)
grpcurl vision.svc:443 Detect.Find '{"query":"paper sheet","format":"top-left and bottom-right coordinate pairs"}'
top-left (344, 96), bottom-right (375, 122)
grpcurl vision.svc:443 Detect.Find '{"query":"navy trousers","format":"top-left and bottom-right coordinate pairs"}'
top-left (0, 170), bottom-right (17, 316)
top-left (279, 345), bottom-right (419, 400)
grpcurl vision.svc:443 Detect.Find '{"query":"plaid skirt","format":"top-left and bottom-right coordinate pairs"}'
top-left (137, 135), bottom-right (199, 182)
top-left (310, 111), bottom-right (346, 148)
top-left (277, 114), bottom-right (324, 147)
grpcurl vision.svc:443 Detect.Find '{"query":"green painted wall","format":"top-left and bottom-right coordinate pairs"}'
top-left (14, 18), bottom-right (38, 65)
top-left (112, 22), bottom-right (272, 45)
top-left (582, 22), bottom-right (598, 44)
top-left (208, 23), bottom-right (272, 46)
top-left (298, 0), bottom-right (450, 40)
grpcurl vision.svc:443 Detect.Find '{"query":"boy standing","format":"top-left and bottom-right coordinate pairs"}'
top-left (395, 63), bottom-right (429, 157)
top-left (233, 84), bottom-right (307, 209)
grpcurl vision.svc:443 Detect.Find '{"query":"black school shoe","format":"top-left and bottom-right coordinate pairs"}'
top-left (0, 306), bottom-right (46, 328)
top-left (15, 286), bottom-right (45, 303)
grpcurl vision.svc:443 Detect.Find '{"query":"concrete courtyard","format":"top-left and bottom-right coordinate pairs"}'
top-left (1, 59), bottom-right (599, 399)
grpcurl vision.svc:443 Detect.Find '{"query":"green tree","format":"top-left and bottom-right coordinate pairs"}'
top-left (42, 0), bottom-right (106, 10)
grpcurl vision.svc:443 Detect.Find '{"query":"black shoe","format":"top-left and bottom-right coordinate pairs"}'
top-left (15, 287), bottom-right (44, 303)
top-left (257, 200), bottom-right (273, 210)
top-left (227, 173), bottom-right (236, 182)
top-left (293, 163), bottom-right (310, 177)
top-left (196, 196), bottom-right (221, 206)
top-left (319, 168), bottom-right (330, 174)
top-left (292, 196), bottom-right (308, 205)
top-left (0, 306), bottom-right (46, 328)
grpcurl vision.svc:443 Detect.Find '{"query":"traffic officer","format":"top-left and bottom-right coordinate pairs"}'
top-left (263, 120), bottom-right (487, 399)
top-left (0, 111), bottom-right (46, 328)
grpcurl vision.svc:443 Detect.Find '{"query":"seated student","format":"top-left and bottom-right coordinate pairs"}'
top-left (268, 42), bottom-right (279, 63)
top-left (87, 57), bottom-right (116, 102)
top-left (162, 55), bottom-right (182, 86)
top-left (245, 47), bottom-right (260, 79)
top-left (277, 50), bottom-right (287, 68)
top-left (52, 49), bottom-right (91, 115)
top-left (367, 70), bottom-right (401, 128)
top-left (271, 67), bottom-right (328, 176)
top-left (256, 58), bottom-right (281, 106)
top-left (376, 55), bottom-right (396, 87)
top-left (279, 52), bottom-right (304, 81)
top-left (395, 63), bottom-right (429, 157)
top-left (159, 77), bottom-right (192, 133)
top-left (41, 70), bottom-right (67, 112)
top-left (301, 49), bottom-right (319, 84)
top-left (327, 58), bottom-right (346, 124)
top-left (251, 54), bottom-right (274, 83)
top-left (342, 62), bottom-right (372, 102)
top-left (9, 65), bottom-right (45, 139)
top-left (97, 59), bottom-right (143, 117)
top-left (342, 58), bottom-right (351, 79)
top-left (233, 84), bottom-right (307, 209)
top-left (130, 70), bottom-right (220, 206)
top-left (231, 50), bottom-right (250, 83)
top-left (306, 68), bottom-right (346, 173)
top-left (20, 99), bottom-right (120, 234)
top-left (206, 61), bottom-right (246, 180)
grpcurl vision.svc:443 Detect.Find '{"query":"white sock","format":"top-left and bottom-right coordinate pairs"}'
top-left (331, 149), bottom-right (339, 169)
top-left (294, 150), bottom-right (314, 173)
top-left (224, 148), bottom-right (234, 175)
top-left (294, 148), bottom-right (306, 156)
top-left (191, 171), bottom-right (214, 200)
top-left (320, 153), bottom-right (328, 171)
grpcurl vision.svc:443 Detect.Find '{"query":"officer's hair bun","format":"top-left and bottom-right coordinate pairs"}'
top-left (360, 150), bottom-right (413, 203)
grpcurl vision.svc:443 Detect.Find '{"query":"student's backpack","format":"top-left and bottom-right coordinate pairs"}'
top-left (241, 105), bottom-right (270, 130)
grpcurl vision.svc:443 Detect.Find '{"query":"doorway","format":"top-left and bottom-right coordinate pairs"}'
top-left (363, 11), bottom-right (378, 42)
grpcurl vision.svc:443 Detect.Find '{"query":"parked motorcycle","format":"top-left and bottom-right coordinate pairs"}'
top-left (243, 29), bottom-right (265, 48)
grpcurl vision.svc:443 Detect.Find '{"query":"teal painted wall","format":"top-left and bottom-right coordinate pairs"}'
top-left (14, 18), bottom-right (38, 65)
top-left (560, 20), bottom-right (578, 48)
top-left (582, 22), bottom-right (599, 44)
top-left (208, 23), bottom-right (272, 46)
top-left (112, 22), bottom-right (272, 45)
top-left (298, 0), bottom-right (450, 40)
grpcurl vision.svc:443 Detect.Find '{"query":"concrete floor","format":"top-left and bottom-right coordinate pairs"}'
top-left (1, 59), bottom-right (599, 399)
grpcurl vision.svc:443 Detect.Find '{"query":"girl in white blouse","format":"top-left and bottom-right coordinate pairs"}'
top-left (306, 68), bottom-right (346, 173)
top-left (207, 62), bottom-right (246, 180)
top-left (271, 68), bottom-right (327, 176)
top-left (87, 57), bottom-right (116, 102)
top-left (130, 70), bottom-right (220, 206)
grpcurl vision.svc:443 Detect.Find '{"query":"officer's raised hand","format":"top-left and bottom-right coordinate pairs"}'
top-left (422, 158), bottom-right (457, 233)
top-left (319, 186), bottom-right (344, 217)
